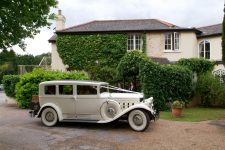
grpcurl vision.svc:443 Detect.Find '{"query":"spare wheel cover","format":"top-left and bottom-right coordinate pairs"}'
top-left (100, 100), bottom-right (121, 120)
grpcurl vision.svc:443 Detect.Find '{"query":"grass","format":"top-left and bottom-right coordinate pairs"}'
top-left (160, 107), bottom-right (225, 122)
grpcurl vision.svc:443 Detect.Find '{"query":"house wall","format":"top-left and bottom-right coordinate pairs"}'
top-left (197, 36), bottom-right (222, 61)
top-left (51, 43), bottom-right (67, 71)
top-left (146, 32), bottom-right (198, 61)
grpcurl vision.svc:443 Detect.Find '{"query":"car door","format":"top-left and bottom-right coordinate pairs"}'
top-left (75, 85), bottom-right (102, 115)
top-left (56, 84), bottom-right (75, 115)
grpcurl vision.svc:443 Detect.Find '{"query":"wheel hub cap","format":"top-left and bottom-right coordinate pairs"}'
top-left (133, 114), bottom-right (143, 126)
top-left (107, 107), bottom-right (116, 118)
top-left (45, 112), bottom-right (54, 122)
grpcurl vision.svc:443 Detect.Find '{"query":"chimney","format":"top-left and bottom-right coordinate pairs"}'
top-left (56, 9), bottom-right (66, 31)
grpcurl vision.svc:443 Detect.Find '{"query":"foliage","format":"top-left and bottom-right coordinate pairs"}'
top-left (15, 68), bottom-right (89, 108)
top-left (160, 107), bottom-right (225, 122)
top-left (222, 6), bottom-right (225, 65)
top-left (196, 72), bottom-right (225, 107)
top-left (57, 34), bottom-right (129, 84)
top-left (171, 100), bottom-right (185, 109)
top-left (116, 50), bottom-right (148, 90)
top-left (0, 0), bottom-right (57, 50)
top-left (117, 50), bottom-right (148, 79)
top-left (177, 58), bottom-right (214, 75)
top-left (2, 75), bottom-right (20, 98)
top-left (0, 50), bottom-right (50, 83)
top-left (140, 59), bottom-right (193, 111)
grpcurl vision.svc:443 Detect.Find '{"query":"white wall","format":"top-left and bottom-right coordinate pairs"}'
top-left (146, 32), bottom-right (198, 61)
top-left (51, 43), bottom-right (67, 71)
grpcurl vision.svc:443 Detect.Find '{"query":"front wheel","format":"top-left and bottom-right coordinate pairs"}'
top-left (41, 107), bottom-right (58, 127)
top-left (128, 109), bottom-right (150, 131)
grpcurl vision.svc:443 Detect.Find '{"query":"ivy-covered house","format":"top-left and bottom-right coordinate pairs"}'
top-left (49, 10), bottom-right (223, 75)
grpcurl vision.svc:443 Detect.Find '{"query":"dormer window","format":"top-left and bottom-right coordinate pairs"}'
top-left (165, 32), bottom-right (180, 51)
top-left (127, 34), bottom-right (143, 51)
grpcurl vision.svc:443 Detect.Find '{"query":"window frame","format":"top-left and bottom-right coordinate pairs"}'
top-left (127, 34), bottom-right (143, 51)
top-left (164, 32), bottom-right (180, 51)
top-left (198, 40), bottom-right (210, 59)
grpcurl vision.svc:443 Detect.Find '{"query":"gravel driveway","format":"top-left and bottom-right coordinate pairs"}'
top-left (0, 93), bottom-right (225, 150)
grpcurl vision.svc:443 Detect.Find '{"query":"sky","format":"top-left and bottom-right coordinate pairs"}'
top-left (14, 0), bottom-right (224, 56)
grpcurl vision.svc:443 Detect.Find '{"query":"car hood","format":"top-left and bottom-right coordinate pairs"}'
top-left (100, 92), bottom-right (143, 99)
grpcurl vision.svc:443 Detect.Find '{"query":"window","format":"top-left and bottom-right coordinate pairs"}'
top-left (199, 40), bottom-right (210, 59)
top-left (165, 32), bottom-right (179, 51)
top-left (59, 85), bottom-right (73, 95)
top-left (77, 85), bottom-right (97, 95)
top-left (45, 85), bottom-right (56, 95)
top-left (127, 34), bottom-right (143, 51)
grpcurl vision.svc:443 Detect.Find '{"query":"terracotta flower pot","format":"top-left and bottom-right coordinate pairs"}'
top-left (172, 108), bottom-right (183, 117)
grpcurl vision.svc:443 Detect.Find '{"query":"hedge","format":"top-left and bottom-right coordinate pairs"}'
top-left (2, 75), bottom-right (20, 98)
top-left (177, 58), bottom-right (214, 75)
top-left (140, 60), bottom-right (193, 111)
top-left (196, 72), bottom-right (225, 107)
top-left (15, 68), bottom-right (89, 108)
top-left (116, 50), bottom-right (149, 90)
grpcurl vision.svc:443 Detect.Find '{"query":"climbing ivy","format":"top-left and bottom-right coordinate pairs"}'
top-left (57, 34), bottom-right (146, 84)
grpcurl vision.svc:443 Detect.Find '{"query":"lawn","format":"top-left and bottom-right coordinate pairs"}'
top-left (160, 107), bottom-right (225, 122)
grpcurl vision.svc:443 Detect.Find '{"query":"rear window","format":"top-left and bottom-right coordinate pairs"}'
top-left (59, 85), bottom-right (73, 95)
top-left (45, 85), bottom-right (56, 95)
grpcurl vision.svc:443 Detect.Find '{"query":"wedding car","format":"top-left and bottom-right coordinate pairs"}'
top-left (29, 80), bottom-right (158, 131)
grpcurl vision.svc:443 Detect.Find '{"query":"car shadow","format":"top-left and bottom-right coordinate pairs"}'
top-left (56, 120), bottom-right (131, 131)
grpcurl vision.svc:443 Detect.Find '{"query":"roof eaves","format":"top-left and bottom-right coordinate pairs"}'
top-left (197, 33), bottom-right (222, 38)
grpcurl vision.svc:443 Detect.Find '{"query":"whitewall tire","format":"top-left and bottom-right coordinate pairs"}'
top-left (128, 109), bottom-right (150, 131)
top-left (41, 107), bottom-right (58, 127)
top-left (100, 100), bottom-right (121, 120)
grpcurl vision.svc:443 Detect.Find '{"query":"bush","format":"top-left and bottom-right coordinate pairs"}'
top-left (2, 75), bottom-right (20, 98)
top-left (15, 68), bottom-right (89, 108)
top-left (196, 72), bottom-right (225, 107)
top-left (117, 50), bottom-right (149, 90)
top-left (140, 60), bottom-right (193, 111)
top-left (177, 58), bottom-right (214, 75)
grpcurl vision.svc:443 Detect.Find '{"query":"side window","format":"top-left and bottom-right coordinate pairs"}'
top-left (59, 85), bottom-right (73, 95)
top-left (45, 85), bottom-right (56, 95)
top-left (77, 85), bottom-right (97, 95)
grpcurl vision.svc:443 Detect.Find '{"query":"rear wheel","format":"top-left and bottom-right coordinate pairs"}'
top-left (41, 107), bottom-right (58, 127)
top-left (128, 109), bottom-right (150, 131)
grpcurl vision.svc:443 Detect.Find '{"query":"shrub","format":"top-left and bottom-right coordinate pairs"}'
top-left (117, 50), bottom-right (149, 90)
top-left (140, 60), bottom-right (193, 111)
top-left (171, 100), bottom-right (185, 109)
top-left (2, 75), bottom-right (20, 98)
top-left (196, 72), bottom-right (225, 107)
top-left (15, 68), bottom-right (89, 108)
top-left (177, 58), bottom-right (214, 75)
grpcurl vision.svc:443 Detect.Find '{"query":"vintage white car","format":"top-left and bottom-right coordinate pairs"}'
top-left (29, 80), bottom-right (158, 131)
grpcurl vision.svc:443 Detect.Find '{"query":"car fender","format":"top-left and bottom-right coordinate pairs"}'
top-left (98, 102), bottom-right (155, 123)
top-left (36, 103), bottom-right (63, 121)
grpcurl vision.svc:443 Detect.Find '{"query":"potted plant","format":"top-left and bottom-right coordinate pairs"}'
top-left (171, 100), bottom-right (185, 117)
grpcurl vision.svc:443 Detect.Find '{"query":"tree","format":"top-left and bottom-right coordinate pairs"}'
top-left (0, 0), bottom-right (57, 50)
top-left (117, 50), bottom-right (148, 91)
top-left (222, 4), bottom-right (225, 65)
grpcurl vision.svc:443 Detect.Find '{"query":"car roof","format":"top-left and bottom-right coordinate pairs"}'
top-left (40, 80), bottom-right (108, 86)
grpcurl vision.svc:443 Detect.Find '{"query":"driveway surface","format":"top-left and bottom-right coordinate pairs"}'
top-left (0, 92), bottom-right (225, 150)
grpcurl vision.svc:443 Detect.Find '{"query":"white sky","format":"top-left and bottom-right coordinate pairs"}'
top-left (14, 0), bottom-right (224, 56)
